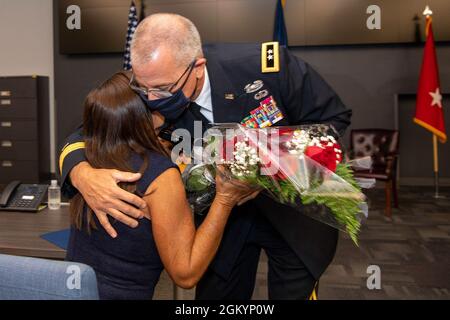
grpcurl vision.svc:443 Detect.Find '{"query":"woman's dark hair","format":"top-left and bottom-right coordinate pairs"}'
top-left (70, 71), bottom-right (168, 231)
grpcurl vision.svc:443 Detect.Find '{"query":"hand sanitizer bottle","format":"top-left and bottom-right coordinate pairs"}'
top-left (48, 180), bottom-right (61, 210)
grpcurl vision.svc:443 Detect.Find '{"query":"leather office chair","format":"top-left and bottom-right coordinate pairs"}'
top-left (350, 129), bottom-right (399, 217)
top-left (0, 254), bottom-right (99, 300)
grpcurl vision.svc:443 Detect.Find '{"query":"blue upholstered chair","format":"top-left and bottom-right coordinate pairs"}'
top-left (0, 254), bottom-right (99, 300)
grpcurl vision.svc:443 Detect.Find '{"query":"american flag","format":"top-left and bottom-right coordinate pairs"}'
top-left (273, 0), bottom-right (288, 46)
top-left (123, 1), bottom-right (139, 70)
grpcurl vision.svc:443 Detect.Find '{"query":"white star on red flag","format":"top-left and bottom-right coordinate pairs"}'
top-left (429, 88), bottom-right (442, 108)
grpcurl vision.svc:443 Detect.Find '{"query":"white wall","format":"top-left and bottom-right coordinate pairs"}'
top-left (0, 0), bottom-right (56, 173)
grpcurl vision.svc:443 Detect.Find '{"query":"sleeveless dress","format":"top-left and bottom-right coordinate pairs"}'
top-left (66, 151), bottom-right (177, 300)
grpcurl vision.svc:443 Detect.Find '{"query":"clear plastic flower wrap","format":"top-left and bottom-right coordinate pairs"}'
top-left (182, 123), bottom-right (370, 245)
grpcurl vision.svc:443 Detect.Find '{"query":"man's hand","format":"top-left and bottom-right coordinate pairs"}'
top-left (70, 161), bottom-right (147, 238)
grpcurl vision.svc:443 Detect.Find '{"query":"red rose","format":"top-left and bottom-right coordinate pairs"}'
top-left (304, 142), bottom-right (342, 172)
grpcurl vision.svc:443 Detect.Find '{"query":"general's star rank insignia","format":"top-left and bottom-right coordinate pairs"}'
top-left (261, 42), bottom-right (280, 73)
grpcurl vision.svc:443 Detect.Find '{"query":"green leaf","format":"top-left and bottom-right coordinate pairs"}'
top-left (255, 163), bottom-right (363, 245)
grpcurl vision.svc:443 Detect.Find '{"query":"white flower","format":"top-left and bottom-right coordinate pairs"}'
top-left (286, 130), bottom-right (311, 154)
top-left (227, 139), bottom-right (261, 177)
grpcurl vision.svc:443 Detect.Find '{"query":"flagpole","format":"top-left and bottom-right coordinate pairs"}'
top-left (433, 134), bottom-right (441, 198)
top-left (423, 6), bottom-right (444, 199)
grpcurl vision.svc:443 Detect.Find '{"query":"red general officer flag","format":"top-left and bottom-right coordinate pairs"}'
top-left (414, 16), bottom-right (447, 143)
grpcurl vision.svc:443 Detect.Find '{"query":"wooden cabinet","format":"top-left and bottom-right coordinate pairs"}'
top-left (0, 76), bottom-right (50, 183)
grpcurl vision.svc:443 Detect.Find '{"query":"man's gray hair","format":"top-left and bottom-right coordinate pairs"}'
top-left (130, 13), bottom-right (203, 68)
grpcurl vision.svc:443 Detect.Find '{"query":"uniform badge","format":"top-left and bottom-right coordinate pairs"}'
top-left (254, 89), bottom-right (269, 100)
top-left (240, 96), bottom-right (284, 128)
top-left (261, 42), bottom-right (280, 73)
top-left (241, 115), bottom-right (259, 128)
top-left (260, 96), bottom-right (284, 125)
top-left (250, 106), bottom-right (272, 128)
top-left (244, 80), bottom-right (264, 93)
top-left (224, 93), bottom-right (235, 100)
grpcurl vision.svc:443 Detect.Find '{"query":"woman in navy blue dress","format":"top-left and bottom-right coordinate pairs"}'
top-left (66, 72), bottom-right (258, 300)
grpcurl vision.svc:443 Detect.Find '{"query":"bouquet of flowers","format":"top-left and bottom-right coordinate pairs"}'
top-left (183, 123), bottom-right (368, 245)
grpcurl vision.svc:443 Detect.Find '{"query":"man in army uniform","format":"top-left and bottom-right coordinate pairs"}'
top-left (59, 13), bottom-right (352, 299)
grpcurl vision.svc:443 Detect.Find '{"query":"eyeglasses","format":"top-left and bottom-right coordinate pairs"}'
top-left (129, 60), bottom-right (196, 99)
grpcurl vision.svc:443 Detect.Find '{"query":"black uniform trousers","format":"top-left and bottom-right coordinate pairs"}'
top-left (195, 213), bottom-right (317, 300)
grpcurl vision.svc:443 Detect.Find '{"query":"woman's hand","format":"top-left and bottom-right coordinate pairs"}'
top-left (214, 166), bottom-right (261, 209)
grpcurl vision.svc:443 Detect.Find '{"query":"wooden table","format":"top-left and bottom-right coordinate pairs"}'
top-left (0, 206), bottom-right (70, 260)
top-left (0, 204), bottom-right (186, 299)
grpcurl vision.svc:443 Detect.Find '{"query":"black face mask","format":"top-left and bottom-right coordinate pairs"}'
top-left (139, 89), bottom-right (190, 122)
top-left (139, 77), bottom-right (199, 122)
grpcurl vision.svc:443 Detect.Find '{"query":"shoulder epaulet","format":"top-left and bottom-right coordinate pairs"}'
top-left (261, 42), bottom-right (280, 73)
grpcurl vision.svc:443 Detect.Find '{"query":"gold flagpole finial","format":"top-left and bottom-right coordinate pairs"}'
top-left (423, 5), bottom-right (433, 16)
top-left (423, 5), bottom-right (433, 36)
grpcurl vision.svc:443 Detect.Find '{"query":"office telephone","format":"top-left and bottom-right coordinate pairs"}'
top-left (0, 181), bottom-right (48, 212)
